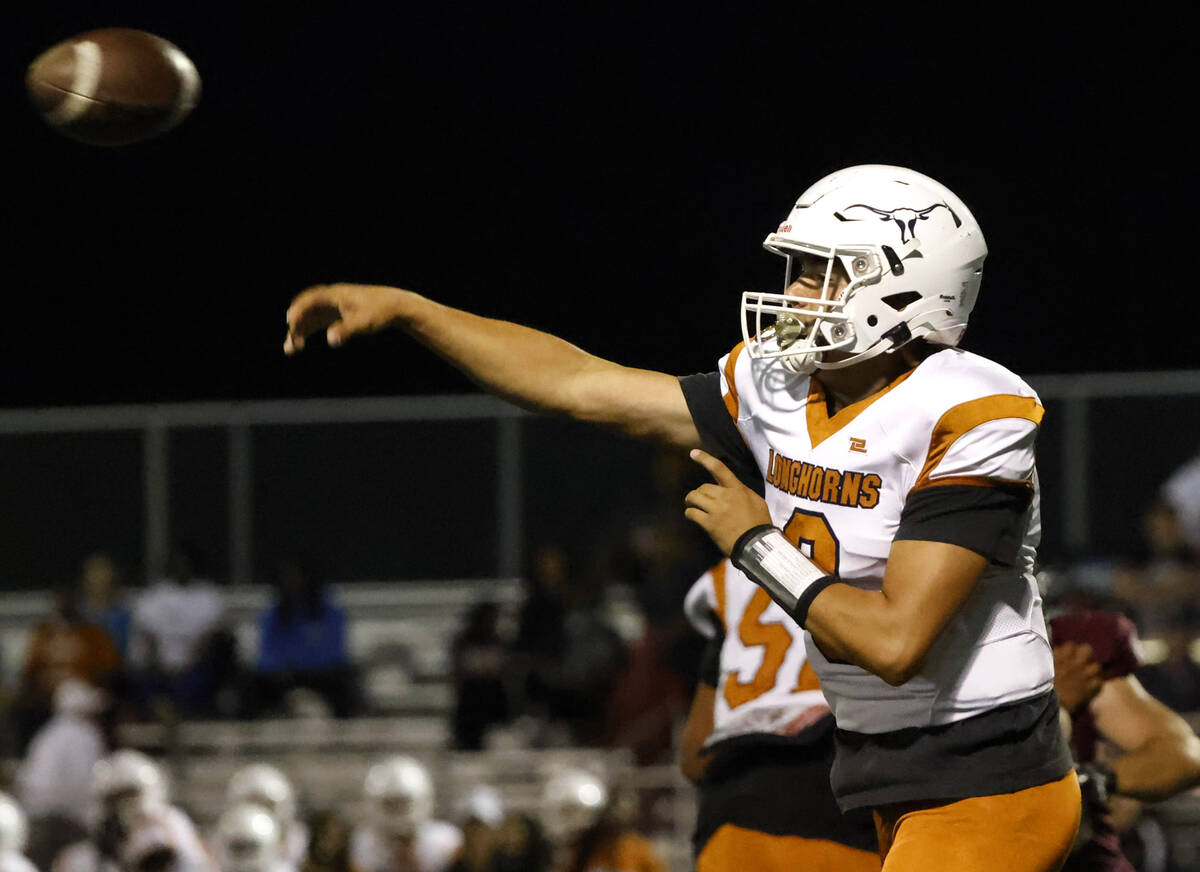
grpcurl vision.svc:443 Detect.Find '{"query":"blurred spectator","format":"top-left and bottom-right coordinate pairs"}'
top-left (1113, 501), bottom-right (1200, 638)
top-left (450, 603), bottom-right (511, 750)
top-left (1138, 610), bottom-right (1200, 714)
top-left (539, 571), bottom-right (627, 747)
top-left (512, 545), bottom-right (570, 712)
top-left (514, 544), bottom-right (627, 745)
top-left (11, 581), bottom-right (119, 753)
top-left (602, 626), bottom-right (688, 766)
top-left (15, 679), bottom-right (107, 830)
top-left (129, 542), bottom-right (236, 718)
top-left (492, 815), bottom-right (549, 872)
top-left (79, 553), bottom-right (132, 659)
top-left (302, 810), bottom-right (351, 872)
top-left (250, 556), bottom-right (357, 718)
top-left (1161, 450), bottom-right (1200, 554)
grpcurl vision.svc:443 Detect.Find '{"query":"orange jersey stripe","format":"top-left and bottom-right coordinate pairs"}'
top-left (711, 560), bottom-right (728, 631)
top-left (722, 342), bottom-right (746, 421)
top-left (913, 394), bottom-right (1044, 491)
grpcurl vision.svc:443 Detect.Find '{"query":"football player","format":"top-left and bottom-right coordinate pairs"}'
top-left (285, 164), bottom-right (1079, 870)
top-left (682, 558), bottom-right (878, 870)
top-left (1050, 608), bottom-right (1200, 871)
top-left (0, 792), bottom-right (37, 872)
top-left (539, 768), bottom-right (665, 872)
top-left (349, 756), bottom-right (461, 872)
top-left (52, 750), bottom-right (213, 872)
top-left (224, 764), bottom-right (307, 868)
top-left (214, 804), bottom-right (293, 872)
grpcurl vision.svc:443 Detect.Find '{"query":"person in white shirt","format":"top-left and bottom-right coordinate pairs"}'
top-left (129, 543), bottom-right (229, 716)
top-left (16, 679), bottom-right (108, 829)
top-left (350, 757), bottom-right (461, 872)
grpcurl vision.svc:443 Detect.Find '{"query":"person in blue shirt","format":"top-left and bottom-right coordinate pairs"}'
top-left (253, 555), bottom-right (359, 716)
top-left (79, 553), bottom-right (131, 659)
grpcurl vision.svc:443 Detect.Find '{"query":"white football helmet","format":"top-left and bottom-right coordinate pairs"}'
top-left (216, 803), bottom-right (283, 872)
top-left (539, 769), bottom-right (607, 843)
top-left (0, 792), bottom-right (28, 856)
top-left (743, 164), bottom-right (987, 374)
top-left (364, 756), bottom-right (434, 837)
top-left (91, 750), bottom-right (168, 829)
top-left (226, 764), bottom-right (297, 826)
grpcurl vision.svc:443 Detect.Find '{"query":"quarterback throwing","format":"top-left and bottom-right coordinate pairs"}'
top-left (284, 165), bottom-right (1081, 871)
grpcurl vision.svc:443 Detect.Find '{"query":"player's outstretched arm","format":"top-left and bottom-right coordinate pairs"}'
top-left (284, 284), bottom-right (701, 448)
top-left (1090, 674), bottom-right (1200, 802)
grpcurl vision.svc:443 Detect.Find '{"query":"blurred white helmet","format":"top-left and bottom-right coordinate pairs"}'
top-left (744, 164), bottom-right (987, 374)
top-left (0, 793), bottom-right (28, 856)
top-left (540, 769), bottom-right (607, 843)
top-left (92, 750), bottom-right (168, 829)
top-left (364, 756), bottom-right (433, 837)
top-left (216, 803), bottom-right (283, 872)
top-left (53, 678), bottom-right (106, 717)
top-left (226, 764), bottom-right (297, 826)
top-left (454, 785), bottom-right (504, 828)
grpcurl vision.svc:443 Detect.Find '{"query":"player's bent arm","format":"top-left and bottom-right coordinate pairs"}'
top-left (680, 682), bottom-right (716, 783)
top-left (1090, 674), bottom-right (1200, 802)
top-left (799, 539), bottom-right (988, 686)
top-left (286, 285), bottom-right (701, 448)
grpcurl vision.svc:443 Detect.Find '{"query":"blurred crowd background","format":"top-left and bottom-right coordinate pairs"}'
top-left (0, 409), bottom-right (1198, 872)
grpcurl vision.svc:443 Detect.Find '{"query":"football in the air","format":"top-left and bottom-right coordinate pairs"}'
top-left (26, 27), bottom-right (201, 146)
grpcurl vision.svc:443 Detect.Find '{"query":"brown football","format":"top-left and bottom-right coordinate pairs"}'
top-left (26, 27), bottom-right (201, 146)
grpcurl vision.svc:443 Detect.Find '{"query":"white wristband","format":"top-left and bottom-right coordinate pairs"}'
top-left (731, 526), bottom-right (836, 625)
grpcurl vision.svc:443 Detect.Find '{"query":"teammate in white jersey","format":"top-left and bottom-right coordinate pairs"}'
top-left (284, 164), bottom-right (1079, 870)
top-left (349, 756), bottom-right (461, 872)
top-left (682, 558), bottom-right (878, 871)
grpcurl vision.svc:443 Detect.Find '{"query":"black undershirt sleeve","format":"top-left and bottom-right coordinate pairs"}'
top-left (678, 372), bottom-right (763, 495)
top-left (895, 484), bottom-right (1032, 566)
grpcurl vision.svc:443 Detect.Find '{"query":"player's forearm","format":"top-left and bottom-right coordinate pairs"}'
top-left (398, 292), bottom-right (697, 444)
top-left (803, 585), bottom-right (921, 686)
top-left (396, 292), bottom-right (602, 414)
top-left (1112, 731), bottom-right (1200, 802)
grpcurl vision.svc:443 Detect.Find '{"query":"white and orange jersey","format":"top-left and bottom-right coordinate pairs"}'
top-left (349, 821), bottom-right (461, 872)
top-left (711, 345), bottom-right (1052, 734)
top-left (685, 559), bottom-right (830, 747)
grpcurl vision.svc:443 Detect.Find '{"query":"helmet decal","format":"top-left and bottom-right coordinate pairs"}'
top-left (839, 203), bottom-right (956, 244)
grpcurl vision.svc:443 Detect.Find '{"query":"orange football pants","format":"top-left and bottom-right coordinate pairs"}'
top-left (697, 824), bottom-right (881, 872)
top-left (872, 771), bottom-right (1081, 872)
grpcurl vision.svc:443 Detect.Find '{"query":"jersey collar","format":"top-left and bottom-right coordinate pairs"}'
top-left (805, 366), bottom-right (916, 449)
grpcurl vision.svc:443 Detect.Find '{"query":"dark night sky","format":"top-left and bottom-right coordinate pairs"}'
top-left (4, 6), bottom-right (1194, 409)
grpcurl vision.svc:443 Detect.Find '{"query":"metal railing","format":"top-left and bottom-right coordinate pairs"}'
top-left (0, 368), bottom-right (1197, 587)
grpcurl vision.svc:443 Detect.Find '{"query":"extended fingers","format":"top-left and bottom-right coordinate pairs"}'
top-left (284, 286), bottom-right (345, 354)
top-left (689, 449), bottom-right (736, 486)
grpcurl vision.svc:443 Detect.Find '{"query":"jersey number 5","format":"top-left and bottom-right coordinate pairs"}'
top-left (723, 510), bottom-right (839, 709)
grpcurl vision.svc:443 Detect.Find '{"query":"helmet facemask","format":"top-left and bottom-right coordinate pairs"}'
top-left (743, 244), bottom-right (874, 374)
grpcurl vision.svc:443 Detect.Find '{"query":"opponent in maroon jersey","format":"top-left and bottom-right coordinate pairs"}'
top-left (1051, 609), bottom-right (1200, 871)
